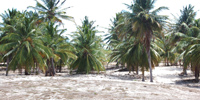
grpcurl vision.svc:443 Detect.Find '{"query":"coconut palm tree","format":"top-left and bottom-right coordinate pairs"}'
top-left (70, 16), bottom-right (105, 74)
top-left (155, 32), bottom-right (177, 66)
top-left (0, 8), bottom-right (20, 76)
top-left (42, 22), bottom-right (76, 76)
top-left (123, 0), bottom-right (168, 82)
top-left (182, 33), bottom-right (200, 82)
top-left (110, 36), bottom-right (161, 81)
top-left (176, 4), bottom-right (196, 33)
top-left (171, 5), bottom-right (197, 75)
top-left (0, 11), bottom-right (51, 75)
top-left (28, 0), bottom-right (73, 23)
top-left (174, 24), bottom-right (200, 78)
top-left (105, 13), bottom-right (123, 49)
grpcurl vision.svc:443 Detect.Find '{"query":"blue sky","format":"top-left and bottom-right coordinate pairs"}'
top-left (0, 0), bottom-right (200, 36)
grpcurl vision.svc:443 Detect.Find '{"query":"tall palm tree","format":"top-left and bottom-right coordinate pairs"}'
top-left (70, 16), bottom-right (105, 74)
top-left (28, 0), bottom-right (73, 23)
top-left (171, 5), bottom-right (197, 75)
top-left (123, 0), bottom-right (168, 82)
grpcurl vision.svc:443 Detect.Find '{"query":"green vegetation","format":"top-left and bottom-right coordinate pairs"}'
top-left (70, 16), bottom-right (105, 74)
top-left (0, 0), bottom-right (200, 82)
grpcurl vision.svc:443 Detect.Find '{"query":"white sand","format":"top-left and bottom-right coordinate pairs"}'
top-left (0, 66), bottom-right (200, 100)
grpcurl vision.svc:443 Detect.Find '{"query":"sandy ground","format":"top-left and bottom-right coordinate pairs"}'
top-left (0, 65), bottom-right (200, 100)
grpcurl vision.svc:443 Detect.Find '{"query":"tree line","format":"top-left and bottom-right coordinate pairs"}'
top-left (0, 0), bottom-right (200, 82)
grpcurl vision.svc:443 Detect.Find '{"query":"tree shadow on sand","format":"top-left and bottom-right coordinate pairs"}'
top-left (175, 79), bottom-right (200, 88)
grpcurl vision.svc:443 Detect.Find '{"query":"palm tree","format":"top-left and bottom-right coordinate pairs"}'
top-left (123, 0), bottom-right (168, 82)
top-left (155, 32), bottom-right (176, 66)
top-left (110, 36), bottom-right (161, 81)
top-left (28, 0), bottom-right (75, 75)
top-left (0, 11), bottom-right (51, 75)
top-left (176, 4), bottom-right (196, 33)
top-left (70, 16), bottom-right (105, 74)
top-left (105, 13), bottom-right (123, 48)
top-left (104, 13), bottom-right (125, 67)
top-left (28, 0), bottom-right (73, 23)
top-left (42, 22), bottom-right (76, 76)
top-left (0, 8), bottom-right (19, 76)
top-left (172, 24), bottom-right (200, 79)
top-left (182, 34), bottom-right (200, 82)
top-left (171, 5), bottom-right (197, 75)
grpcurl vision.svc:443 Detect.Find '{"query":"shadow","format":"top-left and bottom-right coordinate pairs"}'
top-left (103, 74), bottom-right (148, 81)
top-left (117, 68), bottom-right (129, 72)
top-left (59, 71), bottom-right (148, 82)
top-left (175, 79), bottom-right (200, 88)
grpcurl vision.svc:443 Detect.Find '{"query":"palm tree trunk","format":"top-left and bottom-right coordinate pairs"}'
top-left (116, 60), bottom-right (119, 68)
top-left (142, 67), bottom-right (145, 81)
top-left (6, 57), bottom-right (9, 76)
top-left (167, 58), bottom-right (169, 66)
top-left (136, 66), bottom-right (139, 75)
top-left (46, 59), bottom-right (50, 76)
top-left (147, 49), bottom-right (153, 82)
top-left (183, 60), bottom-right (187, 75)
top-left (25, 66), bottom-right (29, 75)
top-left (19, 68), bottom-right (22, 75)
top-left (146, 31), bottom-right (153, 82)
top-left (128, 65), bottom-right (131, 73)
top-left (36, 62), bottom-right (39, 75)
top-left (50, 57), bottom-right (55, 76)
top-left (132, 65), bottom-right (134, 74)
top-left (183, 67), bottom-right (187, 75)
top-left (59, 60), bottom-right (62, 72)
top-left (45, 58), bottom-right (55, 76)
top-left (195, 66), bottom-right (199, 82)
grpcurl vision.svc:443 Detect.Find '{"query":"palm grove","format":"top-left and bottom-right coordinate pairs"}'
top-left (0, 0), bottom-right (200, 82)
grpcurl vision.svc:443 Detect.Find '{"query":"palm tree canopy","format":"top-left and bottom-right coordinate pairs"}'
top-left (71, 16), bottom-right (105, 74)
top-left (129, 0), bottom-right (168, 38)
top-left (178, 4), bottom-right (196, 26)
top-left (28, 0), bottom-right (73, 23)
top-left (41, 22), bottom-right (76, 63)
top-left (0, 11), bottom-right (51, 71)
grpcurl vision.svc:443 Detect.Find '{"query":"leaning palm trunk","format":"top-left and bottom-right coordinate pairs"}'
top-left (145, 31), bottom-right (153, 82)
